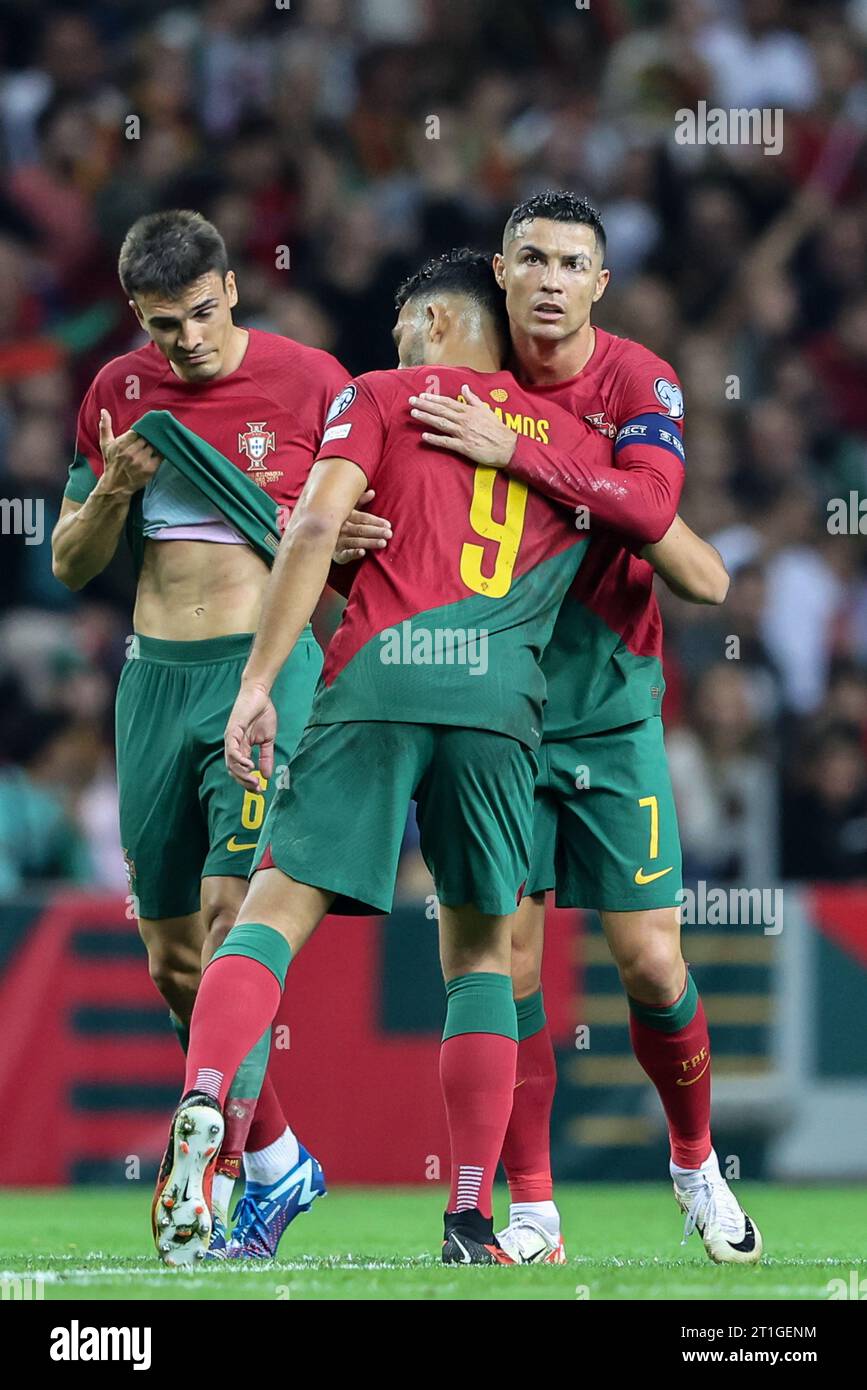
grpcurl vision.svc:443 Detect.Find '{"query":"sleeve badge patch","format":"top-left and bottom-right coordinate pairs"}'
top-left (653, 378), bottom-right (684, 419)
top-left (326, 384), bottom-right (357, 423)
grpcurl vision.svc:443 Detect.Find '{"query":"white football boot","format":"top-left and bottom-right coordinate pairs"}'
top-left (152, 1096), bottom-right (225, 1268)
top-left (673, 1149), bottom-right (763, 1265)
top-left (496, 1215), bottom-right (567, 1264)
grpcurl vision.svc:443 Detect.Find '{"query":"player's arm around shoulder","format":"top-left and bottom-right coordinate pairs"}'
top-left (643, 515), bottom-right (729, 605)
top-left (614, 348), bottom-right (726, 601)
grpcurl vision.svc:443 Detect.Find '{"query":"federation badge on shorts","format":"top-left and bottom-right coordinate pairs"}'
top-left (653, 378), bottom-right (684, 419)
top-left (238, 422), bottom-right (277, 471)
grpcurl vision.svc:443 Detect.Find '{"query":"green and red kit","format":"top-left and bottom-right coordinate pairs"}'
top-left (255, 364), bottom-right (613, 915)
top-left (503, 329), bottom-right (688, 910)
top-left (66, 329), bottom-right (349, 918)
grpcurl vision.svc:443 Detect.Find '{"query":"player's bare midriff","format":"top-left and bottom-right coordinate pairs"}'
top-left (133, 538), bottom-right (270, 640)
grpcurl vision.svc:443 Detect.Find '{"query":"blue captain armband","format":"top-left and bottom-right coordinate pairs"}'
top-left (614, 414), bottom-right (686, 463)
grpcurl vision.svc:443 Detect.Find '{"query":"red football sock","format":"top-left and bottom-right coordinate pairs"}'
top-left (629, 991), bottom-right (712, 1169)
top-left (500, 1022), bottom-right (556, 1202)
top-left (440, 1033), bottom-right (517, 1219)
top-left (246, 1073), bottom-right (289, 1154)
top-left (184, 956), bottom-right (282, 1108)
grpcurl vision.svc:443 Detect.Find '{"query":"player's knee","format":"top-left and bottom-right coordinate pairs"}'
top-left (510, 937), bottom-right (542, 998)
top-left (618, 937), bottom-right (684, 1005)
top-left (146, 951), bottom-right (200, 1015)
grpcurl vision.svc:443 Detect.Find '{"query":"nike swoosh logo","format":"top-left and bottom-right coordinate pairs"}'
top-left (451, 1235), bottom-right (472, 1264)
top-left (226, 837), bottom-right (258, 853)
top-left (675, 1059), bottom-right (710, 1086)
top-left (634, 865), bottom-right (674, 885)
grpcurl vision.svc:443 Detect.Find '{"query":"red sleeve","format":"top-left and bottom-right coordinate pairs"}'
top-left (76, 384), bottom-right (103, 467)
top-left (64, 380), bottom-right (106, 501)
top-left (507, 365), bottom-right (685, 547)
top-left (315, 377), bottom-right (389, 486)
top-left (315, 353), bottom-right (352, 430)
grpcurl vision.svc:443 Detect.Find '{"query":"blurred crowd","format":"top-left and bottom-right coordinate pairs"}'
top-left (0, 0), bottom-right (866, 895)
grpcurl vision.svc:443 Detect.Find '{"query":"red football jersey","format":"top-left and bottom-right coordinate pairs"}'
top-left (516, 328), bottom-right (686, 738)
top-left (311, 365), bottom-right (611, 748)
top-left (65, 328), bottom-right (350, 524)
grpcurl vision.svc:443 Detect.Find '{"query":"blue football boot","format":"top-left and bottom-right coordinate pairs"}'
top-left (228, 1146), bottom-right (326, 1258)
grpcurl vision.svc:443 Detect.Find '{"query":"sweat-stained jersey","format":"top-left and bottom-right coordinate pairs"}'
top-left (311, 365), bottom-right (614, 750)
top-left (64, 328), bottom-right (350, 531)
top-left (512, 329), bottom-right (686, 739)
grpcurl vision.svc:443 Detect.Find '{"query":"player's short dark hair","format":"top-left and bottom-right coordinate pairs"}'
top-left (394, 248), bottom-right (508, 341)
top-left (504, 190), bottom-right (606, 260)
top-left (118, 210), bottom-right (229, 300)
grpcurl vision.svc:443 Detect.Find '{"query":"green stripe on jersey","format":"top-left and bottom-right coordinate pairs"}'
top-left (310, 543), bottom-right (585, 750)
top-left (541, 600), bottom-right (665, 740)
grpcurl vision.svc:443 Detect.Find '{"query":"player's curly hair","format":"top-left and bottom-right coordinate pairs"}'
top-left (394, 247), bottom-right (496, 314)
top-left (394, 248), bottom-right (509, 347)
top-left (504, 190), bottom-right (606, 259)
top-left (118, 210), bottom-right (229, 300)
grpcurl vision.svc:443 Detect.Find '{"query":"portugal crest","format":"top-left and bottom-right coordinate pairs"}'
top-left (238, 422), bottom-right (276, 471)
top-left (584, 412), bottom-right (617, 438)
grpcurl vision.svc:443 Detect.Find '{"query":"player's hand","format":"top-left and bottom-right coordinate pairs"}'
top-left (408, 383), bottom-right (518, 467)
top-left (225, 682), bottom-right (278, 788)
top-left (98, 410), bottom-right (162, 496)
top-left (334, 489), bottom-right (392, 564)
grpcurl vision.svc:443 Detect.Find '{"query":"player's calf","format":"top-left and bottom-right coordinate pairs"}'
top-left (138, 913), bottom-right (204, 1021)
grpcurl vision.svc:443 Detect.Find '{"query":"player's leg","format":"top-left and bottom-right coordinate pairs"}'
top-left (198, 873), bottom-right (292, 1247)
top-left (154, 719), bottom-right (422, 1263)
top-left (602, 902), bottom-right (760, 1261)
top-left (195, 632), bottom-right (323, 1244)
top-left (496, 746), bottom-right (564, 1262)
top-left (115, 637), bottom-right (210, 1034)
top-left (496, 890), bottom-right (565, 1263)
top-left (572, 717), bottom-right (762, 1263)
top-left (153, 863), bottom-right (331, 1266)
top-left (438, 901), bottom-right (518, 1264)
top-left (420, 727), bottom-right (537, 1265)
top-left (137, 913), bottom-right (205, 1029)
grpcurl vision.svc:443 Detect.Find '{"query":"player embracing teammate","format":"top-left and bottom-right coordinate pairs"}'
top-left (58, 196), bottom-right (762, 1269)
top-left (412, 192), bottom-right (761, 1266)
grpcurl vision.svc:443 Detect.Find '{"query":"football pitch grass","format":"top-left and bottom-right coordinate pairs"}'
top-left (1, 1184), bottom-right (863, 1301)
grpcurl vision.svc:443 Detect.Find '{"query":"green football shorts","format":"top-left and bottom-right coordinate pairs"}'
top-left (115, 629), bottom-right (322, 919)
top-left (526, 716), bottom-right (683, 912)
top-left (253, 720), bottom-right (537, 917)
